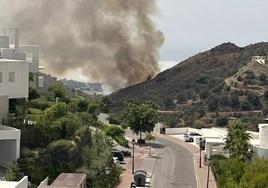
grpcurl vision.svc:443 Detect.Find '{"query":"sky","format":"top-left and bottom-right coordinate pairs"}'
top-left (1, 0), bottom-right (268, 81)
top-left (156, 0), bottom-right (268, 65)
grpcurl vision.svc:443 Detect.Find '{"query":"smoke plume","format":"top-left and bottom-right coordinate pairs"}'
top-left (2, 0), bottom-right (164, 90)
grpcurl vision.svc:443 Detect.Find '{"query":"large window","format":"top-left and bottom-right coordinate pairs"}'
top-left (9, 72), bottom-right (15, 82)
top-left (0, 72), bottom-right (2, 83)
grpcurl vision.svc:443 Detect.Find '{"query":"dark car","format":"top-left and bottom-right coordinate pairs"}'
top-left (112, 150), bottom-right (124, 161)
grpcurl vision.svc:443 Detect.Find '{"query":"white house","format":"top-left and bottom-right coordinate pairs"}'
top-left (0, 176), bottom-right (28, 188)
top-left (253, 124), bottom-right (268, 158)
top-left (0, 28), bottom-right (43, 172)
top-left (165, 124), bottom-right (268, 159)
top-left (252, 56), bottom-right (268, 65)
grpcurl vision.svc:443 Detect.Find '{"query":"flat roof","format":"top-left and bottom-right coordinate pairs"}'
top-left (43, 173), bottom-right (86, 188)
top-left (0, 181), bottom-right (20, 188)
top-left (0, 58), bottom-right (24, 63)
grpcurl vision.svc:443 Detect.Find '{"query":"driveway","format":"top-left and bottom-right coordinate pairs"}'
top-left (152, 136), bottom-right (197, 188)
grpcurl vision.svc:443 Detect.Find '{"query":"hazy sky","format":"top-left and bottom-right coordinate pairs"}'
top-left (156, 0), bottom-right (268, 63)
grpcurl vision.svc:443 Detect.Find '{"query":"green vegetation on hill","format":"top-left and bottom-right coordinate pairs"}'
top-left (111, 42), bottom-right (268, 129)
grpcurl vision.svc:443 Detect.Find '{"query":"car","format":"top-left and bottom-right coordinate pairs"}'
top-left (184, 132), bottom-right (201, 142)
top-left (113, 157), bottom-right (120, 165)
top-left (112, 150), bottom-right (124, 161)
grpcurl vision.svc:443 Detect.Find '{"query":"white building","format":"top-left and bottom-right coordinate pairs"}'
top-left (166, 124), bottom-right (268, 159)
top-left (252, 56), bottom-right (268, 65)
top-left (0, 28), bottom-right (43, 174)
top-left (0, 176), bottom-right (28, 188)
top-left (0, 125), bottom-right (21, 168)
top-left (0, 28), bottom-right (44, 123)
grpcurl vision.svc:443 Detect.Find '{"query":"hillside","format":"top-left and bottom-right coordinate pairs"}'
top-left (111, 42), bottom-right (268, 109)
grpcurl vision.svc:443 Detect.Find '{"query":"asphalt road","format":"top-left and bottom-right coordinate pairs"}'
top-left (151, 136), bottom-right (197, 188)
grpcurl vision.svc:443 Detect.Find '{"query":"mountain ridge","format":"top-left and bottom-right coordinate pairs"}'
top-left (110, 42), bottom-right (268, 113)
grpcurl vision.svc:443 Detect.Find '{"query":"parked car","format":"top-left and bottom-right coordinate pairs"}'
top-left (184, 132), bottom-right (201, 142)
top-left (112, 150), bottom-right (124, 161)
top-left (121, 150), bottom-right (131, 157)
top-left (113, 157), bottom-right (120, 165)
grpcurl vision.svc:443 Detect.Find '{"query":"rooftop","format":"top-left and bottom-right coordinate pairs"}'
top-left (42, 173), bottom-right (86, 188)
top-left (0, 58), bottom-right (24, 63)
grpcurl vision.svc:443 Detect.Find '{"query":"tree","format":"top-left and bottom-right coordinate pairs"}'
top-left (216, 117), bottom-right (229, 127)
top-left (28, 87), bottom-right (40, 101)
top-left (77, 99), bottom-right (89, 112)
top-left (240, 100), bottom-right (252, 111)
top-left (247, 93), bottom-right (261, 109)
top-left (123, 101), bottom-right (158, 141)
top-left (145, 133), bottom-right (155, 143)
top-left (259, 73), bottom-right (266, 82)
top-left (163, 97), bottom-right (175, 110)
top-left (224, 120), bottom-right (253, 161)
top-left (105, 125), bottom-right (124, 139)
top-left (229, 95), bottom-right (240, 109)
top-left (48, 84), bottom-right (70, 103)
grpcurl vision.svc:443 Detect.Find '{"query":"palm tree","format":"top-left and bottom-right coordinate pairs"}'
top-left (224, 120), bottom-right (253, 161)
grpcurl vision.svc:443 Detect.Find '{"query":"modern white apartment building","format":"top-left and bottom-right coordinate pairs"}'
top-left (0, 28), bottom-right (43, 172)
top-left (0, 28), bottom-right (43, 123)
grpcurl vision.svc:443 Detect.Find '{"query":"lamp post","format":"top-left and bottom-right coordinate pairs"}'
top-left (206, 162), bottom-right (210, 188)
top-left (199, 138), bottom-right (202, 168)
top-left (132, 138), bottom-right (135, 174)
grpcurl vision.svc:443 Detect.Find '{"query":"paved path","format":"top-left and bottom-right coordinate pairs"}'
top-left (164, 135), bottom-right (217, 188)
top-left (152, 137), bottom-right (197, 188)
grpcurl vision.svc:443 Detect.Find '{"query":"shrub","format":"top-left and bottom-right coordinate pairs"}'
top-left (45, 103), bottom-right (67, 120)
top-left (216, 117), bottom-right (229, 127)
top-left (240, 100), bottom-right (252, 111)
top-left (105, 126), bottom-right (124, 138)
top-left (259, 73), bottom-right (266, 82)
top-left (29, 97), bottom-right (53, 110)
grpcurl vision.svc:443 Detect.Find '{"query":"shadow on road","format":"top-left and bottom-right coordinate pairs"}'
top-left (143, 142), bottom-right (165, 149)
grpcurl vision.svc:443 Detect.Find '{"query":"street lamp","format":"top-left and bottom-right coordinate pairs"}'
top-left (199, 137), bottom-right (202, 168)
top-left (132, 138), bottom-right (135, 174)
top-left (206, 161), bottom-right (210, 188)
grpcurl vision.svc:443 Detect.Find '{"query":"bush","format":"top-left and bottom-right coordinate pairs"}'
top-left (105, 126), bottom-right (124, 138)
top-left (229, 95), bottom-right (240, 109)
top-left (105, 125), bottom-right (129, 147)
top-left (259, 73), bottom-right (266, 82)
top-left (216, 117), bottom-right (228, 127)
top-left (29, 97), bottom-right (53, 110)
top-left (45, 103), bottom-right (67, 120)
top-left (28, 87), bottom-right (40, 101)
top-left (240, 100), bottom-right (252, 111)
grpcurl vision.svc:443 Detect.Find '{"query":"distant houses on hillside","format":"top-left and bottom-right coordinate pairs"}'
top-left (252, 56), bottom-right (268, 65)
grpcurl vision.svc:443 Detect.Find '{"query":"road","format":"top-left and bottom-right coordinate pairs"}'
top-left (151, 136), bottom-right (197, 188)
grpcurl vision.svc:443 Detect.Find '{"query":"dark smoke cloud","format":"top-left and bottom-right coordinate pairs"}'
top-left (4, 0), bottom-right (164, 90)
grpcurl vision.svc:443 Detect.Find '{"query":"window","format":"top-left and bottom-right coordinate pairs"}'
top-left (0, 72), bottom-right (2, 83)
top-left (9, 72), bottom-right (15, 82)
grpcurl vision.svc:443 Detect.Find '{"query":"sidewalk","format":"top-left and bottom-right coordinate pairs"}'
top-left (117, 144), bottom-right (157, 188)
top-left (160, 135), bottom-right (217, 188)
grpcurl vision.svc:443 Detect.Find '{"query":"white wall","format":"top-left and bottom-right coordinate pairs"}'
top-left (19, 45), bottom-right (39, 73)
top-left (0, 125), bottom-right (21, 168)
top-left (254, 145), bottom-right (268, 159)
top-left (165, 127), bottom-right (201, 135)
top-left (0, 60), bottom-right (29, 99)
top-left (37, 177), bottom-right (49, 188)
top-left (0, 36), bottom-right (9, 48)
top-left (0, 95), bottom-right (8, 122)
top-left (165, 127), bottom-right (188, 135)
top-left (16, 176), bottom-right (28, 188)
